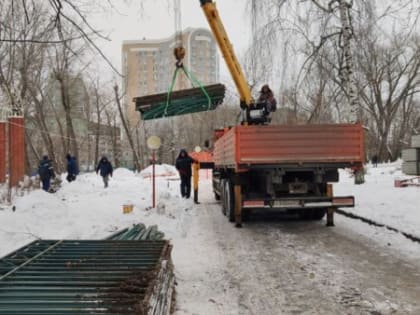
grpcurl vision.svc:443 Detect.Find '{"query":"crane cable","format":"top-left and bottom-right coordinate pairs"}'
top-left (173, 0), bottom-right (185, 66)
top-left (163, 0), bottom-right (211, 117)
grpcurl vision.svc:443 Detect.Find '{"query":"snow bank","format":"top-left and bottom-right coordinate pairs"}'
top-left (139, 163), bottom-right (178, 179)
top-left (113, 167), bottom-right (137, 178)
top-left (334, 160), bottom-right (420, 238)
top-left (0, 168), bottom-right (189, 257)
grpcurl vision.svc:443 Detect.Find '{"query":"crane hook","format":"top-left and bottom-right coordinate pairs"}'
top-left (173, 46), bottom-right (185, 68)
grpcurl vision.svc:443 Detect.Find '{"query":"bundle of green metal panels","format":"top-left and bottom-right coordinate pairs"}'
top-left (107, 224), bottom-right (165, 241)
top-left (134, 83), bottom-right (225, 120)
top-left (0, 240), bottom-right (174, 315)
top-left (0, 225), bottom-right (165, 278)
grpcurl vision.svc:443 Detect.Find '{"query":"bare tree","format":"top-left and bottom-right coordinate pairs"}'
top-left (52, 41), bottom-right (84, 159)
top-left (104, 108), bottom-right (121, 168)
top-left (114, 84), bottom-right (141, 171)
top-left (356, 35), bottom-right (420, 160)
top-left (88, 81), bottom-right (108, 165)
top-left (245, 0), bottom-right (420, 162)
top-left (0, 0), bottom-right (57, 172)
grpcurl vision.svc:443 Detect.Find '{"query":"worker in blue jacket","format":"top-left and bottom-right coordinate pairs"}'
top-left (38, 155), bottom-right (55, 192)
top-left (96, 156), bottom-right (113, 188)
top-left (66, 154), bottom-right (79, 182)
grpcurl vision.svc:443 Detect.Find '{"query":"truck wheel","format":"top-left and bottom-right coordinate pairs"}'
top-left (225, 180), bottom-right (235, 222)
top-left (299, 208), bottom-right (326, 220)
top-left (312, 208), bottom-right (326, 220)
top-left (220, 179), bottom-right (226, 215)
top-left (298, 209), bottom-right (312, 220)
top-left (242, 210), bottom-right (250, 222)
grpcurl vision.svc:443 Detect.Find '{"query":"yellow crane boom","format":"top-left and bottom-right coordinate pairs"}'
top-left (199, 0), bottom-right (253, 109)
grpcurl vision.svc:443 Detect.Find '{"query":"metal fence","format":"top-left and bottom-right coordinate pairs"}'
top-left (0, 239), bottom-right (172, 315)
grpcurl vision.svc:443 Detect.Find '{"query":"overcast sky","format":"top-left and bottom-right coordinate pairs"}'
top-left (90, 0), bottom-right (250, 83)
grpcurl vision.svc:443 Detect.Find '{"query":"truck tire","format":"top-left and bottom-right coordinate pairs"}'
top-left (299, 208), bottom-right (326, 220)
top-left (242, 210), bottom-right (250, 222)
top-left (312, 208), bottom-right (326, 220)
top-left (298, 209), bottom-right (312, 220)
top-left (220, 179), bottom-right (226, 215)
top-left (225, 180), bottom-right (235, 222)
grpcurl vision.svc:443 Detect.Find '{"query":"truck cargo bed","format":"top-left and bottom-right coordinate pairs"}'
top-left (213, 124), bottom-right (364, 170)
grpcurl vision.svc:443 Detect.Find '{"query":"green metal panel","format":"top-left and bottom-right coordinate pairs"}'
top-left (135, 83), bottom-right (225, 120)
top-left (107, 224), bottom-right (164, 241)
top-left (0, 240), bottom-right (169, 314)
top-left (0, 241), bottom-right (57, 277)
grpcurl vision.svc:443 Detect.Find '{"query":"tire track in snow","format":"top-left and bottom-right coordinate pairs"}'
top-left (336, 208), bottom-right (420, 244)
top-left (201, 208), bottom-right (420, 314)
top-left (172, 180), bottom-right (420, 314)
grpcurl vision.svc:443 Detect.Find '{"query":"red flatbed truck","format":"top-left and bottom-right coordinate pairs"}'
top-left (196, 0), bottom-right (365, 227)
top-left (212, 124), bottom-right (365, 227)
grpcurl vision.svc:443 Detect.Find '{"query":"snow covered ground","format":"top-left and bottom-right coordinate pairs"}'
top-left (334, 160), bottom-right (420, 239)
top-left (1, 161), bottom-right (420, 314)
top-left (0, 165), bottom-right (185, 256)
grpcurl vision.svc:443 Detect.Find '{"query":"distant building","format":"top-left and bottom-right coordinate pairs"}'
top-left (122, 27), bottom-right (220, 126)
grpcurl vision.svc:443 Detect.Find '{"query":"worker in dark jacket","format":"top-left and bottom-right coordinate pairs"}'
top-left (96, 156), bottom-right (113, 188)
top-left (38, 155), bottom-right (55, 192)
top-left (257, 84), bottom-right (277, 115)
top-left (371, 154), bottom-right (378, 168)
top-left (175, 149), bottom-right (195, 198)
top-left (66, 154), bottom-right (79, 182)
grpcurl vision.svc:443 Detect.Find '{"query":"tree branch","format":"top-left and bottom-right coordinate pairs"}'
top-left (311, 0), bottom-right (337, 13)
top-left (0, 36), bottom-right (84, 44)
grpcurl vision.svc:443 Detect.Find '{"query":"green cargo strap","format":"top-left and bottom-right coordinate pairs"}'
top-left (164, 67), bottom-right (181, 116)
top-left (182, 66), bottom-right (212, 110)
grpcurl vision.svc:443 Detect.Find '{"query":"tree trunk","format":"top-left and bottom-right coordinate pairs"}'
top-left (58, 75), bottom-right (78, 159)
top-left (114, 84), bottom-right (140, 171)
top-left (337, 0), bottom-right (361, 122)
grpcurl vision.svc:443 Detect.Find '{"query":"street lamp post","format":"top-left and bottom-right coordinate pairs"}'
top-left (147, 136), bottom-right (161, 208)
top-left (193, 146), bottom-right (201, 204)
top-left (152, 150), bottom-right (156, 208)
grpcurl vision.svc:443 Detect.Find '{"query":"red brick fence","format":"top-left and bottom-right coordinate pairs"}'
top-left (0, 112), bottom-right (25, 189)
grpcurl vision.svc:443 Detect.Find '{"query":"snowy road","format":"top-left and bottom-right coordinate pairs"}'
top-left (173, 186), bottom-right (420, 315)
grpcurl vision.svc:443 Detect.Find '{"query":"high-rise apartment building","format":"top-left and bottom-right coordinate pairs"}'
top-left (122, 27), bottom-right (219, 125)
